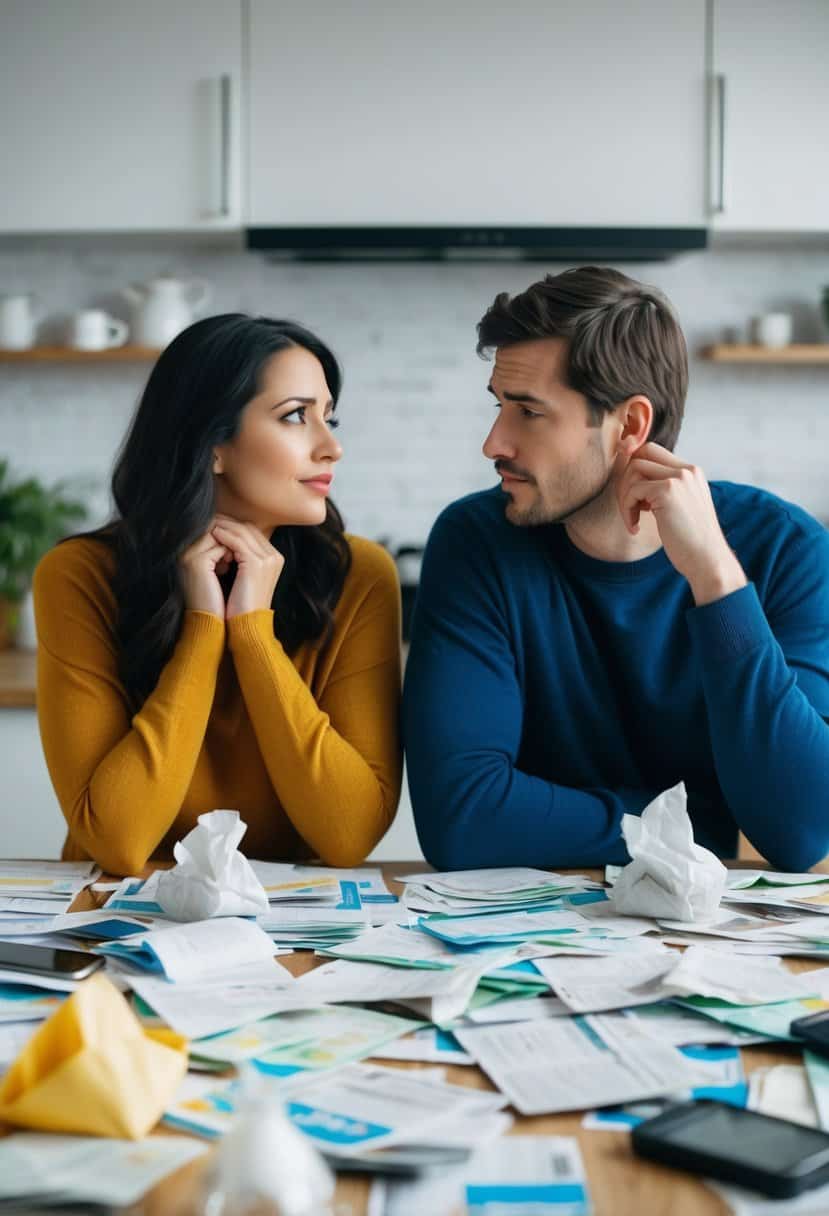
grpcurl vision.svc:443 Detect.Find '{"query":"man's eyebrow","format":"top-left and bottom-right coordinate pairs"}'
top-left (487, 383), bottom-right (550, 407)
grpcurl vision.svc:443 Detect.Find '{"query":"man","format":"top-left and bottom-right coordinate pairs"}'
top-left (403, 266), bottom-right (829, 871)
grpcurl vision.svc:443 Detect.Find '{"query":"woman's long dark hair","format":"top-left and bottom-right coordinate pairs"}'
top-left (83, 314), bottom-right (351, 712)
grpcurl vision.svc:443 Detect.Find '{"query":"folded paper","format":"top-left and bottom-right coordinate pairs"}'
top-left (0, 972), bottom-right (187, 1139)
top-left (154, 809), bottom-right (269, 920)
top-left (608, 781), bottom-right (727, 923)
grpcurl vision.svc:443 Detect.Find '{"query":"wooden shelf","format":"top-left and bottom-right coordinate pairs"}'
top-left (0, 649), bottom-right (36, 708)
top-left (0, 345), bottom-right (161, 363)
top-left (700, 343), bottom-right (829, 364)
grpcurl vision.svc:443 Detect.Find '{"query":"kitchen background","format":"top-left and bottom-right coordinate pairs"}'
top-left (1, 0), bottom-right (828, 862)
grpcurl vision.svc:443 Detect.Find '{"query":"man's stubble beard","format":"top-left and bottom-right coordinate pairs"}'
top-left (504, 444), bottom-right (616, 529)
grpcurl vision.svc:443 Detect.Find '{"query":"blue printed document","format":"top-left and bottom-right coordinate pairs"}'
top-left (165, 1061), bottom-right (506, 1155)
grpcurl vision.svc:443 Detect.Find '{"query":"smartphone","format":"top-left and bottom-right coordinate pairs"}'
top-left (631, 1099), bottom-right (829, 1198)
top-left (0, 941), bottom-right (104, 981)
top-left (791, 1009), bottom-right (829, 1060)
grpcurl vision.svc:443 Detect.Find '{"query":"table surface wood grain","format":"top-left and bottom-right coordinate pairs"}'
top-left (0, 648), bottom-right (35, 708)
top-left (63, 858), bottom-right (829, 1216)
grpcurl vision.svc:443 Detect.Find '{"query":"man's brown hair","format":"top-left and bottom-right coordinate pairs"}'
top-left (476, 266), bottom-right (688, 451)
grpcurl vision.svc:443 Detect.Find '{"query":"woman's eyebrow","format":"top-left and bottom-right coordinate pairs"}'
top-left (272, 395), bottom-right (317, 408)
top-left (272, 396), bottom-right (337, 409)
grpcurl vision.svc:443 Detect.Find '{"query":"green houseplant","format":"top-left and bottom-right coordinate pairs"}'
top-left (0, 459), bottom-right (88, 648)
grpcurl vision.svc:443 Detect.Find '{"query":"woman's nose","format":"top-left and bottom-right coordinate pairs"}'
top-left (315, 421), bottom-right (342, 462)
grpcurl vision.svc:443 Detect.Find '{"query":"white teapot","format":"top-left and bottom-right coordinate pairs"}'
top-left (122, 274), bottom-right (211, 349)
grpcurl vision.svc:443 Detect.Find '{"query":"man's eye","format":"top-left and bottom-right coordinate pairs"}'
top-left (521, 407), bottom-right (542, 419)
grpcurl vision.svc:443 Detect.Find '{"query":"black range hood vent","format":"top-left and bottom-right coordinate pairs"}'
top-left (247, 226), bottom-right (707, 263)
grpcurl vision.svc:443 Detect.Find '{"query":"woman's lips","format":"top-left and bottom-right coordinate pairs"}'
top-left (301, 476), bottom-right (333, 495)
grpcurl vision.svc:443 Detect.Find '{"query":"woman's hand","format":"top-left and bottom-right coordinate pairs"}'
top-left (211, 515), bottom-right (285, 619)
top-left (178, 530), bottom-right (231, 619)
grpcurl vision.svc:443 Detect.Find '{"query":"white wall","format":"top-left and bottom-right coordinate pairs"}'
top-left (2, 234), bottom-right (828, 861)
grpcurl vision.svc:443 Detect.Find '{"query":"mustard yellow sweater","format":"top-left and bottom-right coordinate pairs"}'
top-left (33, 535), bottom-right (402, 876)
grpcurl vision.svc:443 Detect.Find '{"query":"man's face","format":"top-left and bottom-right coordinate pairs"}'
top-left (483, 337), bottom-right (618, 527)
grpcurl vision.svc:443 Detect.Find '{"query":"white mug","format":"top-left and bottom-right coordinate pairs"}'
top-left (0, 293), bottom-right (39, 350)
top-left (68, 309), bottom-right (129, 351)
top-left (752, 312), bottom-right (793, 349)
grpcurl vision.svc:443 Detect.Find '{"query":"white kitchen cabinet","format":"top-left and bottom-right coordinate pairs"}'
top-left (711, 0), bottom-right (829, 231)
top-left (246, 0), bottom-right (707, 228)
top-left (0, 0), bottom-right (242, 232)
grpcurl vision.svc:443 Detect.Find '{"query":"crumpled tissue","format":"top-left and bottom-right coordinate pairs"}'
top-left (201, 1066), bottom-right (335, 1216)
top-left (607, 781), bottom-right (727, 922)
top-left (0, 972), bottom-right (187, 1139)
top-left (154, 809), bottom-right (269, 921)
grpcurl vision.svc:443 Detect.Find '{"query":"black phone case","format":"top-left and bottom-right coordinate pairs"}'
top-left (632, 1101), bottom-right (829, 1199)
top-left (791, 1010), bottom-right (829, 1060)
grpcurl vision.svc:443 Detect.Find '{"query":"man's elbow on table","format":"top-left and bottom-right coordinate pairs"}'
top-left (757, 832), bottom-right (829, 876)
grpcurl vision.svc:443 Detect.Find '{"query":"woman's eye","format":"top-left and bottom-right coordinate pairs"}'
top-left (326, 415), bottom-right (340, 430)
top-left (281, 407), bottom-right (305, 425)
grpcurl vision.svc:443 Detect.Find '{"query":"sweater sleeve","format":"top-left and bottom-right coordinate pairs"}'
top-left (403, 509), bottom-right (660, 870)
top-left (226, 546), bottom-right (402, 867)
top-left (686, 529), bottom-right (829, 872)
top-left (33, 544), bottom-right (225, 876)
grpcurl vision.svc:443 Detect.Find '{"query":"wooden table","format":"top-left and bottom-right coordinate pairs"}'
top-left (71, 861), bottom-right (828, 1216)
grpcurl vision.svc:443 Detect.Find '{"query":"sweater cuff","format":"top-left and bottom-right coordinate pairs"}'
top-left (686, 582), bottom-right (771, 662)
top-left (226, 609), bottom-right (277, 654)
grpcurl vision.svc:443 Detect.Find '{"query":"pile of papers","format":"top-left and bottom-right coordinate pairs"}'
top-left (7, 858), bottom-right (829, 1212)
top-left (0, 860), bottom-right (99, 932)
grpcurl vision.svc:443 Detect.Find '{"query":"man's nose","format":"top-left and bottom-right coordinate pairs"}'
top-left (483, 414), bottom-right (516, 462)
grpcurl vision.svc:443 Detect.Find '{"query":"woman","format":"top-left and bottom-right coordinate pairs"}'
top-left (34, 315), bottom-right (402, 876)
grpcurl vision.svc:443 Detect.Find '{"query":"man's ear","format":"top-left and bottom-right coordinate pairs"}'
top-left (616, 395), bottom-right (653, 456)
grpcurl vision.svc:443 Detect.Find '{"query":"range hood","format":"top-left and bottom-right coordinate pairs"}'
top-left (246, 226), bottom-right (708, 263)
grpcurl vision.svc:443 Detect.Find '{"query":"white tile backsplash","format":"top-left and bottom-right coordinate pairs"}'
top-left (2, 236), bottom-right (829, 543)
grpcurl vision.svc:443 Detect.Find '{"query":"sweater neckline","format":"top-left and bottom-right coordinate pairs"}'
top-left (546, 524), bottom-right (673, 583)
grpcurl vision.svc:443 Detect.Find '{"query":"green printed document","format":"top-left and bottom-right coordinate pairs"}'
top-left (190, 1005), bottom-right (421, 1075)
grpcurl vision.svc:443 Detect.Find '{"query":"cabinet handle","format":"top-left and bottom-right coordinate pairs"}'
top-left (710, 73), bottom-right (727, 214)
top-left (219, 73), bottom-right (232, 218)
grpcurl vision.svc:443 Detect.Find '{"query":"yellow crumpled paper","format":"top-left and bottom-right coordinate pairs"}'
top-left (0, 972), bottom-right (187, 1139)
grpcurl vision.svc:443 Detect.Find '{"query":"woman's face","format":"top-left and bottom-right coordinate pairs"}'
top-left (213, 345), bottom-right (342, 532)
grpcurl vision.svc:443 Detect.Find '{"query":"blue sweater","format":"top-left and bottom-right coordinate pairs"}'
top-left (403, 482), bottom-right (829, 872)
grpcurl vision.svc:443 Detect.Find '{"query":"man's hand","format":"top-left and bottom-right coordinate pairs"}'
top-left (617, 442), bottom-right (747, 606)
top-left (211, 515), bottom-right (285, 620)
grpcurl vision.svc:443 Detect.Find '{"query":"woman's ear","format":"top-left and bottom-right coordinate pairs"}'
top-left (617, 395), bottom-right (653, 456)
top-left (213, 450), bottom-right (224, 475)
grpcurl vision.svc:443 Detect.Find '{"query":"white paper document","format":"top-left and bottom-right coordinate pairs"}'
top-left (454, 1014), bottom-right (706, 1115)
top-left (0, 1020), bottom-right (38, 1067)
top-left (373, 1026), bottom-right (473, 1064)
top-left (463, 994), bottom-right (571, 1024)
top-left (370, 1134), bottom-right (590, 1216)
top-left (98, 916), bottom-right (278, 981)
top-left (0, 861), bottom-right (99, 898)
top-left (658, 945), bottom-right (821, 1005)
top-left (748, 1064), bottom-right (819, 1127)
top-left (533, 948), bottom-right (679, 1013)
top-left (0, 1133), bottom-right (207, 1207)
top-left (129, 958), bottom-right (300, 1038)
top-left (294, 950), bottom-right (521, 1024)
